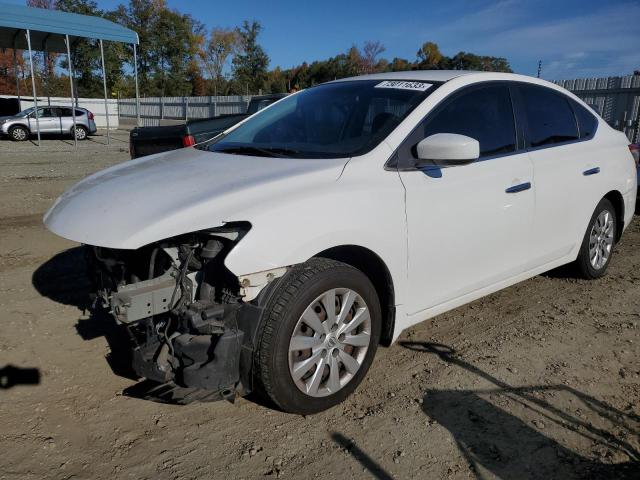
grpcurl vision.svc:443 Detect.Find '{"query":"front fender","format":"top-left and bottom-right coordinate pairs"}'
top-left (224, 151), bottom-right (408, 307)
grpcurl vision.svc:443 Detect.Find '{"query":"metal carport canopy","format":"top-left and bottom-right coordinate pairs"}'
top-left (0, 2), bottom-right (138, 52)
top-left (0, 2), bottom-right (140, 147)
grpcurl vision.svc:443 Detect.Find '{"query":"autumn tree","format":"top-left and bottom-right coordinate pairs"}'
top-left (361, 41), bottom-right (385, 74)
top-left (417, 41), bottom-right (443, 69)
top-left (200, 28), bottom-right (241, 95)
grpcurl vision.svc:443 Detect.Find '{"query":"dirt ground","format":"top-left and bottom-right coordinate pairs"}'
top-left (0, 133), bottom-right (638, 480)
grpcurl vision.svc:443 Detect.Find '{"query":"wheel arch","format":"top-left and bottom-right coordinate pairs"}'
top-left (314, 244), bottom-right (396, 347)
top-left (9, 123), bottom-right (30, 133)
top-left (603, 190), bottom-right (624, 242)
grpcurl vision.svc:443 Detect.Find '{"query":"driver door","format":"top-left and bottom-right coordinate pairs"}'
top-left (27, 107), bottom-right (60, 133)
top-left (397, 83), bottom-right (534, 316)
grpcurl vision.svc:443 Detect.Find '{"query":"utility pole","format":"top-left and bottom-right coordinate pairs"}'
top-left (537, 60), bottom-right (542, 78)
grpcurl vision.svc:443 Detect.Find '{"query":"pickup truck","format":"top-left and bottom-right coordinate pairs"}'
top-left (129, 93), bottom-right (287, 159)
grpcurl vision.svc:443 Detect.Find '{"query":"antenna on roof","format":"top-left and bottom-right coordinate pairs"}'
top-left (537, 60), bottom-right (542, 78)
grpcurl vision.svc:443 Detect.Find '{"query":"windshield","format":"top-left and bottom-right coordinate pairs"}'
top-left (209, 80), bottom-right (439, 158)
top-left (15, 107), bottom-right (35, 117)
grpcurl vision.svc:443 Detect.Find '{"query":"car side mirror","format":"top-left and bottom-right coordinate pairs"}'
top-left (415, 133), bottom-right (480, 167)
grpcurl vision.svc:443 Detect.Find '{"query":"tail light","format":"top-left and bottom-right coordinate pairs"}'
top-left (88, 111), bottom-right (94, 120)
top-left (182, 135), bottom-right (196, 147)
top-left (630, 143), bottom-right (640, 166)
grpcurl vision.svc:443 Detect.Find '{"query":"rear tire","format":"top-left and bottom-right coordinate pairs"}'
top-left (253, 258), bottom-right (381, 414)
top-left (9, 125), bottom-right (28, 141)
top-left (73, 125), bottom-right (88, 141)
top-left (574, 198), bottom-right (617, 279)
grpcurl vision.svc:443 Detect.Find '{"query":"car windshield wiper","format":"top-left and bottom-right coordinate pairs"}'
top-left (214, 145), bottom-right (301, 158)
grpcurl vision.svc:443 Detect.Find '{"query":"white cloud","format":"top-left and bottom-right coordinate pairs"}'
top-left (421, 1), bottom-right (640, 78)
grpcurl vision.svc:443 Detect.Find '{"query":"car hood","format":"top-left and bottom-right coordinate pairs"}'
top-left (44, 147), bottom-right (348, 249)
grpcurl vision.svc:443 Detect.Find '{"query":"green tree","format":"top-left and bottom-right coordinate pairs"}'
top-left (56, 0), bottom-right (125, 97)
top-left (113, 0), bottom-right (204, 96)
top-left (232, 21), bottom-right (269, 94)
top-left (446, 51), bottom-right (512, 72)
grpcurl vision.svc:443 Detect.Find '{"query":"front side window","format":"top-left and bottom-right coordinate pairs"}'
top-left (423, 86), bottom-right (516, 157)
top-left (30, 107), bottom-right (57, 118)
top-left (210, 80), bottom-right (439, 158)
top-left (520, 85), bottom-right (578, 147)
top-left (397, 84), bottom-right (516, 164)
top-left (42, 108), bottom-right (58, 118)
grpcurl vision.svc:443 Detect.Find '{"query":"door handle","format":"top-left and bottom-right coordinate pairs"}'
top-left (505, 182), bottom-right (531, 193)
top-left (583, 167), bottom-right (600, 176)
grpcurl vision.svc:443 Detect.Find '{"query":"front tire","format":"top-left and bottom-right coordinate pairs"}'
top-left (9, 125), bottom-right (28, 141)
top-left (574, 198), bottom-right (617, 279)
top-left (253, 258), bottom-right (381, 414)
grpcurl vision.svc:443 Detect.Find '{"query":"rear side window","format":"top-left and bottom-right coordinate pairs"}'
top-left (571, 100), bottom-right (598, 138)
top-left (420, 85), bottom-right (516, 158)
top-left (60, 108), bottom-right (87, 117)
top-left (520, 85), bottom-right (578, 147)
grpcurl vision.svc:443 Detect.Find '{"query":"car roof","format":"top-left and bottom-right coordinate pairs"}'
top-left (334, 70), bottom-right (479, 83)
top-left (330, 70), bottom-right (577, 96)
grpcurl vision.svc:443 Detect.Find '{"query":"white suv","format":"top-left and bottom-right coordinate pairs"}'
top-left (44, 71), bottom-right (637, 413)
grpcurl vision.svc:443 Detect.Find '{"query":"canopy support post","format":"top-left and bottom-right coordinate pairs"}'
top-left (65, 34), bottom-right (77, 150)
top-left (99, 39), bottom-right (110, 145)
top-left (13, 32), bottom-right (22, 110)
top-left (12, 46), bottom-right (21, 110)
top-left (25, 29), bottom-right (40, 146)
top-left (133, 43), bottom-right (140, 126)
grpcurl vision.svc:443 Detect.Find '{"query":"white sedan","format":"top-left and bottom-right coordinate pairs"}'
top-left (44, 71), bottom-right (637, 413)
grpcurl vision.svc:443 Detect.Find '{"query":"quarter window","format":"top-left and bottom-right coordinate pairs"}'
top-left (571, 100), bottom-right (598, 138)
top-left (520, 85), bottom-right (578, 147)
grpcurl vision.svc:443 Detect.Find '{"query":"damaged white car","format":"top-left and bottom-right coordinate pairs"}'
top-left (44, 71), bottom-right (637, 414)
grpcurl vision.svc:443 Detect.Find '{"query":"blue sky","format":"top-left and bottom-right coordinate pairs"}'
top-left (11, 0), bottom-right (640, 79)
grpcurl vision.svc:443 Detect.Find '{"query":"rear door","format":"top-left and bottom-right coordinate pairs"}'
top-left (516, 84), bottom-right (599, 266)
top-left (59, 108), bottom-right (76, 133)
top-left (398, 83), bottom-right (535, 315)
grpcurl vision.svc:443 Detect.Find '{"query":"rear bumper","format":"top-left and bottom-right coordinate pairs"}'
top-left (88, 120), bottom-right (97, 134)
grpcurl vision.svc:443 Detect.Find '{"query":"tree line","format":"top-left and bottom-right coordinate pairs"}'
top-left (0, 0), bottom-right (513, 99)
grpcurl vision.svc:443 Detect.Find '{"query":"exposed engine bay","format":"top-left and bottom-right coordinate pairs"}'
top-left (86, 223), bottom-right (276, 400)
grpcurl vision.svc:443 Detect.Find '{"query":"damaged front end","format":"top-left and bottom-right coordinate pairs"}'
top-left (86, 223), bottom-right (272, 400)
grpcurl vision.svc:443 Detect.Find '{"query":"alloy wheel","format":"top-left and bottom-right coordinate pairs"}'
top-left (288, 288), bottom-right (372, 397)
top-left (589, 209), bottom-right (614, 270)
top-left (12, 128), bottom-right (26, 141)
top-left (74, 127), bottom-right (87, 140)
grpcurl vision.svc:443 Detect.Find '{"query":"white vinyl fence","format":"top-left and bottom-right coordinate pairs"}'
top-left (117, 95), bottom-right (251, 127)
top-left (3, 74), bottom-right (638, 141)
top-left (1, 95), bottom-right (119, 128)
top-left (553, 74), bottom-right (640, 143)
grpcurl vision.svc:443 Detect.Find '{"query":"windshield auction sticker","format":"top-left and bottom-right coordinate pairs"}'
top-left (374, 80), bottom-right (433, 91)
